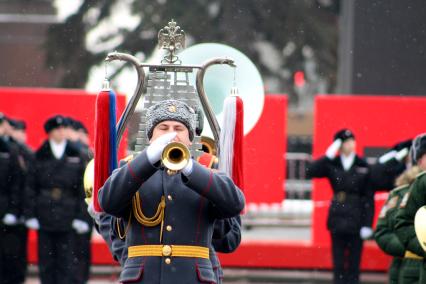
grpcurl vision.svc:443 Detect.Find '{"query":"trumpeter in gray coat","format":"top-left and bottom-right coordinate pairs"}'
top-left (98, 100), bottom-right (245, 283)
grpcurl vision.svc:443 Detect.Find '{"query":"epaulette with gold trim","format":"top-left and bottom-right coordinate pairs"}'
top-left (119, 154), bottom-right (135, 167)
top-left (122, 154), bottom-right (135, 163)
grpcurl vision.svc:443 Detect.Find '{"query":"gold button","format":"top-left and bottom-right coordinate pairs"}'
top-left (166, 225), bottom-right (172, 232)
top-left (167, 195), bottom-right (172, 201)
top-left (162, 245), bottom-right (172, 256)
top-left (165, 258), bottom-right (171, 264)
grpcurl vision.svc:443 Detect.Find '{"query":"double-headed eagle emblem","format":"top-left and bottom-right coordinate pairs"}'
top-left (158, 19), bottom-right (185, 64)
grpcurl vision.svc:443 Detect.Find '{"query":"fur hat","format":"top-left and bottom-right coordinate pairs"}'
top-left (44, 115), bottom-right (67, 133)
top-left (395, 166), bottom-right (421, 187)
top-left (411, 133), bottom-right (426, 164)
top-left (146, 100), bottom-right (196, 141)
top-left (334, 129), bottom-right (355, 142)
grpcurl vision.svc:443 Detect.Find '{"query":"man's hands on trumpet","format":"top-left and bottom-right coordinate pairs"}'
top-left (147, 132), bottom-right (177, 165)
top-left (146, 131), bottom-right (194, 176)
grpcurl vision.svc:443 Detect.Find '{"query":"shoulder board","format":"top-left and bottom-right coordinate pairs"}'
top-left (120, 154), bottom-right (134, 166)
top-left (416, 171), bottom-right (426, 179)
top-left (392, 184), bottom-right (409, 193)
top-left (399, 191), bottom-right (411, 208)
top-left (387, 195), bottom-right (399, 209)
top-left (123, 154), bottom-right (134, 162)
top-left (378, 204), bottom-right (388, 219)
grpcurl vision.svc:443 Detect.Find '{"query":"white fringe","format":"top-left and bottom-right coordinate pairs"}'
top-left (219, 96), bottom-right (236, 177)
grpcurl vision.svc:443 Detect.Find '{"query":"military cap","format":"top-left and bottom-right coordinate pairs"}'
top-left (392, 139), bottom-right (412, 152)
top-left (411, 133), bottom-right (426, 164)
top-left (15, 119), bottom-right (27, 130)
top-left (64, 116), bottom-right (75, 128)
top-left (334, 128), bottom-right (355, 142)
top-left (44, 115), bottom-right (67, 133)
top-left (8, 118), bottom-right (26, 130)
top-left (73, 120), bottom-right (88, 134)
top-left (146, 99), bottom-right (196, 141)
top-left (13, 120), bottom-right (27, 130)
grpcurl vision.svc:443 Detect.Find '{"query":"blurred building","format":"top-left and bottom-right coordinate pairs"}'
top-left (0, 0), bottom-right (63, 87)
top-left (338, 0), bottom-right (426, 95)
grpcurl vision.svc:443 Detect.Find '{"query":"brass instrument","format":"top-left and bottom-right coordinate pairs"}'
top-left (201, 136), bottom-right (216, 156)
top-left (83, 159), bottom-right (95, 205)
top-left (415, 205), bottom-right (426, 252)
top-left (161, 142), bottom-right (191, 175)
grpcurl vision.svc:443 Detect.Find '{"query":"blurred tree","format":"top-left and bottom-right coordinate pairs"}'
top-left (45, 0), bottom-right (339, 107)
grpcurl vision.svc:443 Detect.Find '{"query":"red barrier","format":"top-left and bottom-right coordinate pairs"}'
top-left (18, 92), bottom-right (426, 271)
top-left (0, 87), bottom-right (127, 156)
top-left (28, 232), bottom-right (389, 270)
top-left (218, 240), bottom-right (389, 270)
top-left (312, 95), bottom-right (426, 246)
top-left (243, 95), bottom-right (287, 203)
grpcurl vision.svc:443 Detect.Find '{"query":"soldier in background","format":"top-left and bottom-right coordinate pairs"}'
top-left (2, 118), bottom-right (34, 284)
top-left (374, 166), bottom-right (421, 284)
top-left (66, 118), bottom-right (93, 284)
top-left (306, 129), bottom-right (374, 284)
top-left (0, 113), bottom-right (21, 283)
top-left (395, 133), bottom-right (426, 282)
top-left (24, 115), bottom-right (89, 284)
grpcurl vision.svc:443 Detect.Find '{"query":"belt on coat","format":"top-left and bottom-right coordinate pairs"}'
top-left (333, 191), bottom-right (360, 203)
top-left (128, 245), bottom-right (209, 259)
top-left (404, 250), bottom-right (423, 260)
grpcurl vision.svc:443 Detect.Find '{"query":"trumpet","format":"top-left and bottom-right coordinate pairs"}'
top-left (201, 136), bottom-right (217, 156)
top-left (161, 142), bottom-right (191, 175)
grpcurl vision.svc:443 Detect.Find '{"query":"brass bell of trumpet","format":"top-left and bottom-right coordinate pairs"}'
top-left (201, 136), bottom-right (217, 156)
top-left (161, 142), bottom-right (191, 175)
top-left (415, 205), bottom-right (426, 252)
top-left (83, 159), bottom-right (95, 205)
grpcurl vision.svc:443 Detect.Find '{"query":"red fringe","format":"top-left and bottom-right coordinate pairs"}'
top-left (93, 90), bottom-right (111, 212)
top-left (232, 96), bottom-right (244, 190)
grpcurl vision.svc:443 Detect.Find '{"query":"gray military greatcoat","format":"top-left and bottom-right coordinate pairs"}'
top-left (99, 150), bottom-right (245, 283)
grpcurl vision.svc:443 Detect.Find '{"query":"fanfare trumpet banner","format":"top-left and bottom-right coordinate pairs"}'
top-left (93, 84), bottom-right (118, 212)
top-left (220, 91), bottom-right (244, 190)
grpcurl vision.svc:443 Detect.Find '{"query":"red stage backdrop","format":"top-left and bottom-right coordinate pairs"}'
top-left (0, 87), bottom-right (127, 157)
top-left (312, 95), bottom-right (426, 249)
top-left (243, 95), bottom-right (287, 204)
